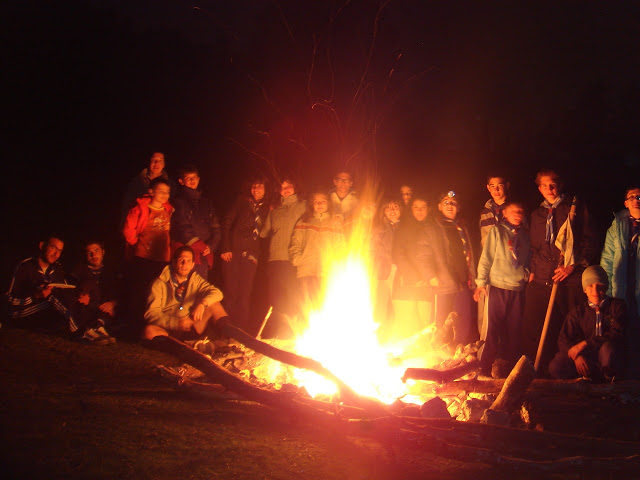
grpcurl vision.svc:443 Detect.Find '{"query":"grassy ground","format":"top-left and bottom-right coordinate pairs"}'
top-left (0, 327), bottom-right (635, 480)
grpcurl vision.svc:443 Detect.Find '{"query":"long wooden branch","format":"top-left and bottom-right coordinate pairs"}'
top-left (156, 364), bottom-right (370, 419)
top-left (420, 377), bottom-right (640, 397)
top-left (347, 417), bottom-right (640, 472)
top-left (216, 319), bottom-right (391, 417)
top-left (401, 358), bottom-right (480, 384)
top-left (151, 335), bottom-right (388, 418)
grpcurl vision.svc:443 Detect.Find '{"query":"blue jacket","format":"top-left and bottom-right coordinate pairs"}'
top-left (600, 209), bottom-right (640, 315)
top-left (476, 221), bottom-right (530, 291)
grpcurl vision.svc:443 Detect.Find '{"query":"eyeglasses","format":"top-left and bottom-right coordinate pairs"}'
top-left (335, 177), bottom-right (352, 183)
top-left (626, 195), bottom-right (640, 201)
top-left (442, 200), bottom-right (458, 207)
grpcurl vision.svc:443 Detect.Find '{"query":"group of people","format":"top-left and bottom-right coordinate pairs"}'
top-left (5, 152), bottom-right (640, 382)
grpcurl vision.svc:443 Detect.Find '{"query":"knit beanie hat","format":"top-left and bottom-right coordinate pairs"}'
top-left (582, 265), bottom-right (609, 289)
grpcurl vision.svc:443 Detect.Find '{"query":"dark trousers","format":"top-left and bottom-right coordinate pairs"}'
top-left (480, 286), bottom-right (524, 371)
top-left (549, 341), bottom-right (625, 380)
top-left (521, 280), bottom-right (585, 376)
top-left (261, 261), bottom-right (298, 339)
top-left (221, 254), bottom-right (258, 332)
top-left (124, 257), bottom-right (166, 337)
top-left (435, 288), bottom-right (477, 346)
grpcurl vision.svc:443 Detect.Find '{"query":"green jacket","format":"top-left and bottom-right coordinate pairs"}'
top-left (144, 265), bottom-right (223, 331)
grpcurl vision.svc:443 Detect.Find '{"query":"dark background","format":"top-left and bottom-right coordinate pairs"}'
top-left (3, 0), bottom-right (640, 284)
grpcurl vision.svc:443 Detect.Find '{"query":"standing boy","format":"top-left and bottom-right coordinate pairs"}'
top-left (479, 175), bottom-right (510, 247)
top-left (521, 169), bottom-right (598, 375)
top-left (171, 164), bottom-right (221, 280)
top-left (600, 186), bottom-right (640, 378)
top-left (123, 177), bottom-right (174, 332)
top-left (474, 201), bottom-right (530, 375)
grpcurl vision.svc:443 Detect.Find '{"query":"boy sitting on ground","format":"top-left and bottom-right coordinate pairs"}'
top-left (69, 240), bottom-right (122, 345)
top-left (143, 246), bottom-right (228, 343)
top-left (549, 265), bottom-right (626, 382)
top-left (6, 235), bottom-right (78, 333)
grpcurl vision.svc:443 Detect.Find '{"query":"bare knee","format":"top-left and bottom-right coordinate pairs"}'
top-left (143, 324), bottom-right (168, 341)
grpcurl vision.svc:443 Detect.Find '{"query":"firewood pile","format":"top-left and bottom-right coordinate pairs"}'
top-left (151, 321), bottom-right (640, 473)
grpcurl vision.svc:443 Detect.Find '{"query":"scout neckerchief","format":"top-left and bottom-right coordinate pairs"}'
top-left (588, 297), bottom-right (608, 336)
top-left (542, 194), bottom-right (565, 244)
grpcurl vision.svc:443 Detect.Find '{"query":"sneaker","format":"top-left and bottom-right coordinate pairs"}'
top-left (82, 328), bottom-right (110, 346)
top-left (96, 326), bottom-right (116, 344)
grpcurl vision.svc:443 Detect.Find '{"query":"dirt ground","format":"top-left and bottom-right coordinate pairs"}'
top-left (0, 327), bottom-right (636, 480)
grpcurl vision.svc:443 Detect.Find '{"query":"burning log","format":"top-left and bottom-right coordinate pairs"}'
top-left (156, 363), bottom-right (372, 418)
top-left (401, 358), bottom-right (480, 384)
top-left (481, 355), bottom-right (536, 425)
top-left (151, 334), bottom-right (390, 418)
top-left (215, 318), bottom-right (391, 417)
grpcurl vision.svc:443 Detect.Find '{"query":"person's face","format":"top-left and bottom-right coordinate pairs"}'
top-left (504, 204), bottom-right (525, 226)
top-left (624, 188), bottom-right (640, 215)
top-left (584, 283), bottom-right (607, 305)
top-left (487, 177), bottom-right (508, 203)
top-left (384, 202), bottom-right (401, 223)
top-left (85, 243), bottom-right (105, 268)
top-left (438, 198), bottom-right (458, 220)
top-left (400, 185), bottom-right (413, 205)
top-left (251, 183), bottom-right (265, 201)
top-left (39, 238), bottom-right (64, 265)
top-left (280, 181), bottom-right (295, 199)
top-left (333, 172), bottom-right (353, 197)
top-left (412, 200), bottom-right (428, 222)
top-left (150, 183), bottom-right (170, 204)
top-left (312, 194), bottom-right (328, 214)
top-left (180, 172), bottom-right (200, 190)
top-left (149, 153), bottom-right (165, 176)
top-left (174, 251), bottom-right (195, 278)
top-left (538, 176), bottom-right (562, 203)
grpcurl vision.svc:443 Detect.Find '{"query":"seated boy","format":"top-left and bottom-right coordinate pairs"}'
top-left (69, 240), bottom-right (122, 344)
top-left (143, 246), bottom-right (228, 342)
top-left (474, 201), bottom-right (530, 375)
top-left (549, 265), bottom-right (626, 381)
top-left (6, 235), bottom-right (78, 333)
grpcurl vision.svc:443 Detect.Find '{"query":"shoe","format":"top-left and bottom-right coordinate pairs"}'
top-left (95, 325), bottom-right (116, 344)
top-left (82, 328), bottom-right (110, 346)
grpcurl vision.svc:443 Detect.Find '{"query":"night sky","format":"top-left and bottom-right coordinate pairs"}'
top-left (3, 0), bottom-right (640, 283)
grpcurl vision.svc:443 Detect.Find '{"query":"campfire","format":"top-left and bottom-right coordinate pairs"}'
top-left (250, 207), bottom-right (466, 408)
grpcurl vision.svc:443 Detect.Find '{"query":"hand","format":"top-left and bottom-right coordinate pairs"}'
top-left (567, 341), bottom-right (587, 361)
top-left (429, 277), bottom-right (439, 287)
top-left (178, 317), bottom-right (195, 332)
top-left (221, 252), bottom-right (232, 262)
top-left (77, 293), bottom-right (90, 305)
top-left (552, 265), bottom-right (574, 283)
top-left (191, 303), bottom-right (205, 323)
top-left (202, 246), bottom-right (211, 256)
top-left (35, 285), bottom-right (53, 299)
top-left (574, 355), bottom-right (590, 377)
top-left (473, 286), bottom-right (487, 302)
top-left (98, 301), bottom-right (117, 317)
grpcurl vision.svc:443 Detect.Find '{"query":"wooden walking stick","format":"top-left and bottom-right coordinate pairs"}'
top-left (534, 196), bottom-right (578, 372)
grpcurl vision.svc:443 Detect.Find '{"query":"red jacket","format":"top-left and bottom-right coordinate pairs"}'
top-left (123, 196), bottom-right (174, 260)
